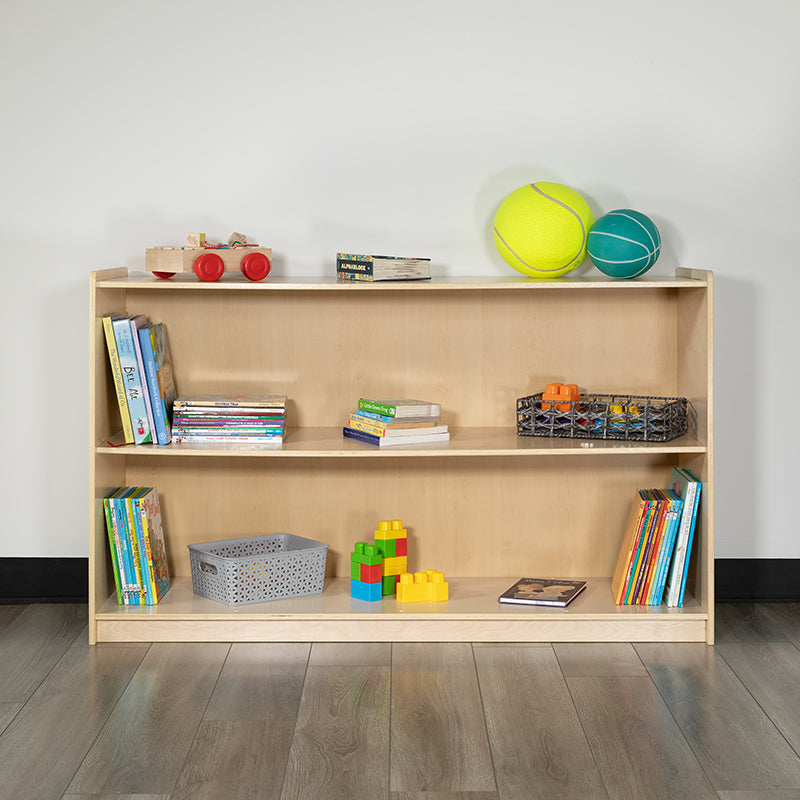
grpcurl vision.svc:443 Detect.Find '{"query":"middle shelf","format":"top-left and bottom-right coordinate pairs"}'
top-left (97, 426), bottom-right (708, 458)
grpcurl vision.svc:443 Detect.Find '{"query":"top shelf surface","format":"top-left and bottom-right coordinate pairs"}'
top-left (94, 270), bottom-right (710, 291)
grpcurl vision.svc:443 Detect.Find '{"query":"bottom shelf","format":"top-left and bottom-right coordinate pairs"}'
top-left (93, 577), bottom-right (710, 644)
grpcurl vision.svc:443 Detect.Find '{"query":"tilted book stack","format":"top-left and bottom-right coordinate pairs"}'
top-left (171, 394), bottom-right (288, 445)
top-left (103, 486), bottom-right (171, 605)
top-left (343, 398), bottom-right (449, 446)
top-left (102, 314), bottom-right (176, 445)
top-left (611, 467), bottom-right (702, 607)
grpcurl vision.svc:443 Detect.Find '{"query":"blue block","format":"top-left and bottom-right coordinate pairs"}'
top-left (350, 578), bottom-right (382, 602)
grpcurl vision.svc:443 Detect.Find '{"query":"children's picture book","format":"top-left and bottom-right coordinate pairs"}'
top-left (665, 467), bottom-right (702, 607)
top-left (102, 314), bottom-right (135, 444)
top-left (357, 397), bottom-right (441, 419)
top-left (499, 578), bottom-right (587, 607)
top-left (138, 322), bottom-right (176, 445)
top-left (112, 315), bottom-right (152, 445)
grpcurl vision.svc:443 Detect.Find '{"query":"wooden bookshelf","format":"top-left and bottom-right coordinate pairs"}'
top-left (89, 268), bottom-right (714, 644)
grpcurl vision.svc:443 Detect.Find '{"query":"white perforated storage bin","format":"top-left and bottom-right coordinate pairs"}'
top-left (188, 534), bottom-right (328, 605)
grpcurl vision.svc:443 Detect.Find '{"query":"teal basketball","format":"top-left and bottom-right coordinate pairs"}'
top-left (587, 209), bottom-right (661, 278)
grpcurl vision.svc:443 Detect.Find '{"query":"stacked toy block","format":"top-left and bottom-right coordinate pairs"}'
top-left (374, 519), bottom-right (407, 595)
top-left (350, 519), bottom-right (409, 601)
top-left (397, 569), bottom-right (449, 603)
top-left (350, 542), bottom-right (383, 601)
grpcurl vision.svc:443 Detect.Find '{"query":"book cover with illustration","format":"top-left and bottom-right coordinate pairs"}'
top-left (499, 578), bottom-right (587, 607)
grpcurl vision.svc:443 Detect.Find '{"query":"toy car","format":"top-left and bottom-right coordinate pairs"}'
top-left (145, 233), bottom-right (272, 282)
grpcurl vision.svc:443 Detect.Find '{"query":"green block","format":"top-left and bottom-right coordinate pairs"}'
top-left (382, 574), bottom-right (398, 595)
top-left (351, 541), bottom-right (382, 566)
top-left (374, 538), bottom-right (397, 558)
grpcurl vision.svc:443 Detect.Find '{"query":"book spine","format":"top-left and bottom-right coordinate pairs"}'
top-left (102, 317), bottom-right (134, 443)
top-left (139, 328), bottom-right (170, 445)
top-left (112, 317), bottom-right (152, 445)
top-left (347, 419), bottom-right (388, 436)
top-left (357, 399), bottom-right (398, 417)
top-left (666, 482), bottom-right (697, 606)
top-left (130, 495), bottom-right (153, 604)
top-left (131, 316), bottom-right (157, 441)
top-left (677, 482), bottom-right (702, 606)
top-left (342, 426), bottom-right (380, 445)
top-left (102, 498), bottom-right (124, 604)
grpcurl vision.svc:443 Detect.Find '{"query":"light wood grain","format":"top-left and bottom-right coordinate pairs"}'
top-left (66, 643), bottom-right (229, 795)
top-left (89, 269), bottom-right (714, 644)
top-left (390, 643), bottom-right (495, 793)
top-left (0, 641), bottom-right (147, 800)
top-left (553, 642), bottom-right (648, 676)
top-left (0, 703), bottom-right (21, 735)
top-left (567, 675), bottom-right (718, 799)
top-left (474, 644), bottom-right (606, 799)
top-left (280, 663), bottom-right (391, 800)
top-left (636, 642), bottom-right (800, 790)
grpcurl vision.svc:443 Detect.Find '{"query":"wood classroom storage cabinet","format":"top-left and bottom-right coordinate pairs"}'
top-left (89, 268), bottom-right (714, 644)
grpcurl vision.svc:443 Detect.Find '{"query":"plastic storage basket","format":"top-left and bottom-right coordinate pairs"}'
top-left (188, 534), bottom-right (328, 606)
top-left (516, 392), bottom-right (688, 443)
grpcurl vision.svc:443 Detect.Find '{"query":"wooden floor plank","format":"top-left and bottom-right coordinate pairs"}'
top-left (280, 649), bottom-right (391, 800)
top-left (391, 793), bottom-right (498, 799)
top-left (636, 642), bottom-right (800, 791)
top-left (475, 644), bottom-right (607, 800)
top-left (717, 792), bottom-right (800, 800)
top-left (171, 643), bottom-right (310, 800)
top-left (390, 643), bottom-right (495, 794)
top-left (715, 602), bottom-right (792, 643)
top-left (0, 604), bottom-right (86, 703)
top-left (717, 640), bottom-right (800, 755)
top-left (0, 605), bottom-right (25, 632)
top-left (0, 703), bottom-right (21, 735)
top-left (65, 642), bottom-right (229, 796)
top-left (756, 604), bottom-right (800, 649)
top-left (554, 642), bottom-right (648, 677)
top-left (63, 794), bottom-right (169, 799)
top-left (0, 642), bottom-right (147, 800)
top-left (567, 674), bottom-right (718, 800)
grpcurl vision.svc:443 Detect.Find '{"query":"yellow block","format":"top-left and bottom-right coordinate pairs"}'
top-left (396, 570), bottom-right (449, 603)
top-left (375, 519), bottom-right (407, 540)
top-left (382, 555), bottom-right (407, 576)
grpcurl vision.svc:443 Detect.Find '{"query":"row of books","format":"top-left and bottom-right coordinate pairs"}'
top-left (172, 394), bottom-right (288, 444)
top-left (342, 398), bottom-right (450, 446)
top-left (611, 467), bottom-right (702, 607)
top-left (103, 487), bottom-right (171, 605)
top-left (102, 314), bottom-right (176, 445)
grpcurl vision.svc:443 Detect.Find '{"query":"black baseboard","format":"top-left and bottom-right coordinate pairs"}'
top-left (0, 558), bottom-right (88, 603)
top-left (715, 559), bottom-right (799, 602)
top-left (0, 557), bottom-right (796, 604)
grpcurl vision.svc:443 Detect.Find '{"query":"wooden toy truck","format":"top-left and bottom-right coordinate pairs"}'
top-left (145, 233), bottom-right (272, 282)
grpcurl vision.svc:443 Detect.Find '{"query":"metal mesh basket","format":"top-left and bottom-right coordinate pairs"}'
top-left (188, 534), bottom-right (328, 605)
top-left (516, 392), bottom-right (688, 442)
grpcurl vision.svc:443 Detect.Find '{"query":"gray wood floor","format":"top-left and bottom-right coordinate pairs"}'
top-left (1, 604), bottom-right (799, 799)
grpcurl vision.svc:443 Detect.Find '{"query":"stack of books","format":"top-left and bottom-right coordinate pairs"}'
top-left (171, 394), bottom-right (287, 444)
top-left (611, 467), bottom-right (702, 607)
top-left (102, 314), bottom-right (176, 445)
top-left (343, 398), bottom-right (449, 446)
top-left (103, 487), bottom-right (171, 605)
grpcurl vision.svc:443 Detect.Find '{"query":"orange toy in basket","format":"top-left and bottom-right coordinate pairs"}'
top-left (541, 383), bottom-right (580, 412)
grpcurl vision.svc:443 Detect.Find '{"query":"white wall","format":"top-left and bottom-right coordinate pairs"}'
top-left (1, 0), bottom-right (797, 559)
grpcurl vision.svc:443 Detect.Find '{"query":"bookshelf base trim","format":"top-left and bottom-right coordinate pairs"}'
top-left (92, 577), bottom-right (710, 644)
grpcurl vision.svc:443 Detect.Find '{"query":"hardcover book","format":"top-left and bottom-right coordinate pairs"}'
top-left (336, 253), bottom-right (431, 282)
top-left (138, 322), bottom-right (176, 445)
top-left (499, 578), bottom-right (587, 607)
top-left (357, 397), bottom-right (441, 419)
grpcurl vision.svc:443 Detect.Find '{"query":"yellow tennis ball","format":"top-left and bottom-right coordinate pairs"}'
top-left (493, 182), bottom-right (595, 277)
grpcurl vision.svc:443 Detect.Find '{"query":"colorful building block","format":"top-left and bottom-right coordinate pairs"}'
top-left (382, 555), bottom-right (407, 577)
top-left (350, 578), bottom-right (382, 602)
top-left (396, 569), bottom-right (449, 603)
top-left (350, 541), bottom-right (384, 601)
top-left (382, 574), bottom-right (400, 595)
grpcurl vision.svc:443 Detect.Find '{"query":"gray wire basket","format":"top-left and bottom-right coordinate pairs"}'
top-left (188, 534), bottom-right (328, 605)
top-left (516, 392), bottom-right (688, 442)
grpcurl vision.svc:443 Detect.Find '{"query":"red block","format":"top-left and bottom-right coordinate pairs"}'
top-left (361, 562), bottom-right (382, 583)
top-left (395, 538), bottom-right (407, 556)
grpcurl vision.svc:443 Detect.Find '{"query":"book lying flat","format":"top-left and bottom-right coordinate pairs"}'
top-left (498, 578), bottom-right (587, 607)
top-left (342, 426), bottom-right (450, 446)
top-left (336, 253), bottom-right (431, 281)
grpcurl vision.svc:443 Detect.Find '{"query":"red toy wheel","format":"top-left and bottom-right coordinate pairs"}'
top-left (241, 251), bottom-right (271, 281)
top-left (193, 253), bottom-right (225, 282)
top-left (152, 271), bottom-right (176, 280)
